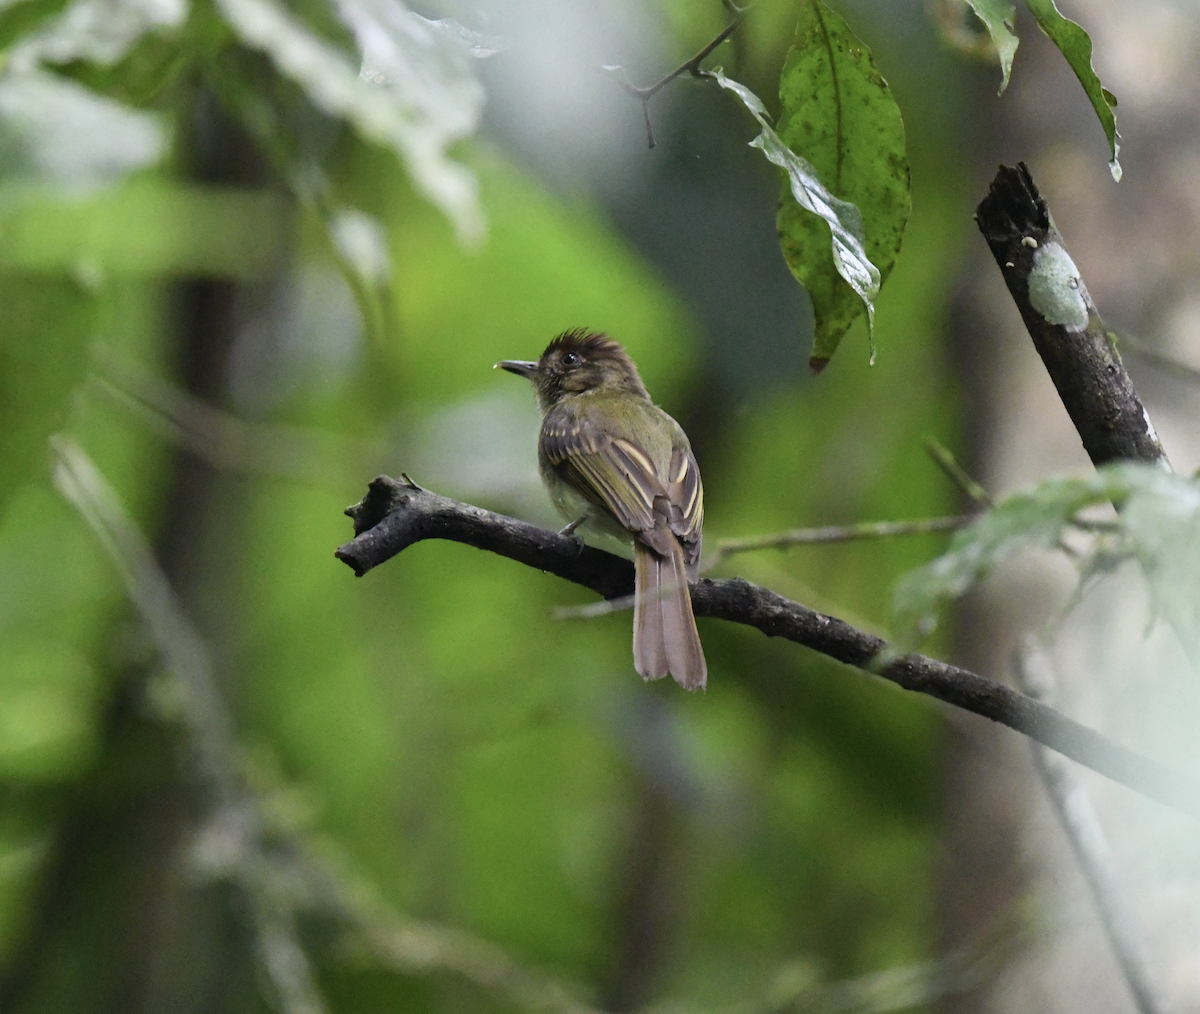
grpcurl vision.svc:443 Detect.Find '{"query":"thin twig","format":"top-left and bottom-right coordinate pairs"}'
top-left (347, 912), bottom-right (604, 1014)
top-left (53, 437), bottom-right (242, 805)
top-left (709, 515), bottom-right (973, 567)
top-left (286, 843), bottom-right (609, 1014)
top-left (88, 349), bottom-right (387, 485)
top-left (335, 478), bottom-right (1200, 820)
top-left (1115, 329), bottom-right (1200, 386)
top-left (924, 436), bottom-right (993, 508)
top-left (553, 577), bottom-right (682, 622)
top-left (923, 436), bottom-right (1117, 543)
top-left (253, 904), bottom-right (329, 1014)
top-left (554, 516), bottom-right (975, 620)
top-left (606, 11), bottom-right (742, 147)
top-left (617, 20), bottom-right (741, 101)
top-left (1015, 641), bottom-right (1172, 1014)
top-left (764, 921), bottom-right (1023, 1014)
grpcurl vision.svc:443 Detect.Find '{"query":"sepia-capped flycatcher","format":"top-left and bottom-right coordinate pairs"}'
top-left (497, 329), bottom-right (707, 691)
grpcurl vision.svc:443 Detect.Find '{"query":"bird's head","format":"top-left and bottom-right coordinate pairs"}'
top-left (496, 328), bottom-right (650, 410)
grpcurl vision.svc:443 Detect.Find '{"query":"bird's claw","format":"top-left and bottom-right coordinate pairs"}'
top-left (558, 517), bottom-right (586, 555)
top-left (559, 517), bottom-right (585, 537)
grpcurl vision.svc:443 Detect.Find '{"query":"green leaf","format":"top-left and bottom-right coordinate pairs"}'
top-left (774, 0), bottom-right (910, 370)
top-left (213, 0), bottom-right (485, 241)
top-left (1023, 0), bottom-right (1120, 180)
top-left (0, 0), bottom-right (73, 52)
top-left (891, 463), bottom-right (1200, 652)
top-left (893, 472), bottom-right (1113, 647)
top-left (965, 0), bottom-right (1019, 94)
top-left (704, 64), bottom-right (887, 372)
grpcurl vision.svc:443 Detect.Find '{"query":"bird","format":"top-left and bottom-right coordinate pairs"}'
top-left (496, 328), bottom-right (707, 691)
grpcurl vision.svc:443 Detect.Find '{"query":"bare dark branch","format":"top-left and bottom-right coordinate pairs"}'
top-left (335, 477), bottom-right (1200, 820)
top-left (975, 164), bottom-right (1167, 469)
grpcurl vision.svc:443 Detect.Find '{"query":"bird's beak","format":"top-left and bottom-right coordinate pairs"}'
top-left (495, 359), bottom-right (539, 378)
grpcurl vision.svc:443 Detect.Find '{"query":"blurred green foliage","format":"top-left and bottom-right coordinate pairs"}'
top-left (0, 0), bottom-right (981, 1011)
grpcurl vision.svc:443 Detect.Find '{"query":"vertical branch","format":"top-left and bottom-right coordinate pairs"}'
top-left (975, 164), bottom-right (1167, 469)
top-left (53, 439), bottom-right (329, 1014)
top-left (1015, 642), bottom-right (1171, 1014)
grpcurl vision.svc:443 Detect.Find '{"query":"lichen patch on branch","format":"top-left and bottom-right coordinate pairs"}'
top-left (1028, 241), bottom-right (1089, 331)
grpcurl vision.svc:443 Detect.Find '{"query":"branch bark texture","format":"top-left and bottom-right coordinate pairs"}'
top-left (975, 163), bottom-right (1166, 468)
top-left (336, 477), bottom-right (1200, 821)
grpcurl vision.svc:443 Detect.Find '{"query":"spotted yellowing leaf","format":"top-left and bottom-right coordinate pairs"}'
top-left (774, 0), bottom-right (910, 370)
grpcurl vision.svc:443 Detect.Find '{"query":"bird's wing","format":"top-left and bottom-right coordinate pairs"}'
top-left (541, 409), bottom-right (660, 535)
top-left (665, 444), bottom-right (703, 571)
top-left (540, 403), bottom-right (703, 565)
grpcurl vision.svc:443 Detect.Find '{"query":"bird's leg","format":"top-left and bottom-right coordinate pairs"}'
top-left (559, 516), bottom-right (587, 537)
top-left (558, 516), bottom-right (587, 555)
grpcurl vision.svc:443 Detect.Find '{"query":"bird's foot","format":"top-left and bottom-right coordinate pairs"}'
top-left (559, 517), bottom-right (586, 537)
top-left (558, 517), bottom-right (586, 554)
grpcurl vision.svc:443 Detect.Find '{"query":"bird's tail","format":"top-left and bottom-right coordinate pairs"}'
top-left (633, 540), bottom-right (707, 692)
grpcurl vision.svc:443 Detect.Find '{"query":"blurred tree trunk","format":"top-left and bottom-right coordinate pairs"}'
top-left (0, 89), bottom-right (279, 1014)
top-left (119, 88), bottom-right (270, 1014)
top-left (941, 2), bottom-right (1200, 1011)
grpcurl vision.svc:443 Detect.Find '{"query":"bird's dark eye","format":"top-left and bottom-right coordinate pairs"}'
top-left (562, 351), bottom-right (582, 367)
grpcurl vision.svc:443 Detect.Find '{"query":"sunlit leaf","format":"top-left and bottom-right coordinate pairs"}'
top-left (704, 65), bottom-right (886, 372)
top-left (327, 205), bottom-right (391, 346)
top-left (892, 463), bottom-right (1200, 654)
top-left (774, 0), bottom-right (909, 370)
top-left (0, 0), bottom-right (182, 186)
top-left (214, 0), bottom-right (485, 241)
top-left (965, 0), bottom-right (1018, 93)
top-left (7, 0), bottom-right (186, 68)
top-left (0, 70), bottom-right (165, 184)
top-left (1023, 0), bottom-right (1120, 180)
top-left (334, 0), bottom-right (483, 139)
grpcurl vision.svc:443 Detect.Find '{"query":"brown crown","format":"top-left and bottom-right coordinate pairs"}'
top-left (542, 328), bottom-right (628, 361)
